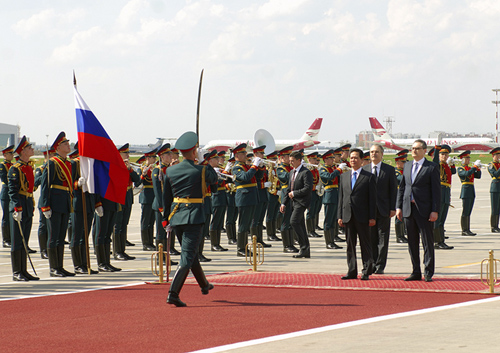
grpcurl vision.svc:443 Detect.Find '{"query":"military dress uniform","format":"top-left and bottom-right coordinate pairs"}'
top-left (139, 148), bottom-right (158, 250)
top-left (488, 147), bottom-right (500, 232)
top-left (433, 145), bottom-right (456, 249)
top-left (209, 153), bottom-right (229, 251)
top-left (394, 149), bottom-right (409, 243)
top-left (163, 131), bottom-right (218, 307)
top-left (8, 137), bottom-right (38, 281)
top-left (0, 145), bottom-right (14, 248)
top-left (224, 156), bottom-right (238, 244)
top-left (276, 146), bottom-right (297, 253)
top-left (250, 145), bottom-right (272, 248)
top-left (39, 132), bottom-right (75, 277)
top-left (92, 196), bottom-right (121, 272)
top-left (264, 151), bottom-right (281, 242)
top-left (232, 143), bottom-right (263, 256)
top-left (113, 143), bottom-right (141, 255)
top-left (198, 150), bottom-right (218, 261)
top-left (34, 148), bottom-right (54, 259)
top-left (457, 150), bottom-right (481, 236)
top-left (305, 152), bottom-right (322, 238)
top-left (319, 149), bottom-right (344, 249)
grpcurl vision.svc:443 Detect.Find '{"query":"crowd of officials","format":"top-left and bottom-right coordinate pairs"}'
top-left (2, 131), bottom-right (499, 305)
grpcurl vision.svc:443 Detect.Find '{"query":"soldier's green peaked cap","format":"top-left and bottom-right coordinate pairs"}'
top-left (175, 131), bottom-right (198, 152)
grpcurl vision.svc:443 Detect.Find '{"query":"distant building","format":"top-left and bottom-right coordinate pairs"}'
top-left (429, 131), bottom-right (495, 139)
top-left (0, 123), bottom-right (20, 148)
top-left (356, 130), bottom-right (373, 148)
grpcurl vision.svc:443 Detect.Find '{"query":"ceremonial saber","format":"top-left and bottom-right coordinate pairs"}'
top-left (16, 219), bottom-right (37, 276)
top-left (196, 69), bottom-right (204, 145)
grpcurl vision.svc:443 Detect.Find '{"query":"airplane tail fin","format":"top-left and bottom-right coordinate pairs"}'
top-left (299, 118), bottom-right (323, 141)
top-left (369, 117), bottom-right (394, 142)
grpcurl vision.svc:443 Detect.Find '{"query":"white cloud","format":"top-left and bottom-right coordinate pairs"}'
top-left (257, 0), bottom-right (309, 18)
top-left (116, 0), bottom-right (149, 29)
top-left (12, 8), bottom-right (86, 38)
top-left (50, 26), bottom-right (105, 63)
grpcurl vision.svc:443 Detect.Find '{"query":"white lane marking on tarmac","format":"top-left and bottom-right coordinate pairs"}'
top-left (190, 296), bottom-right (500, 353)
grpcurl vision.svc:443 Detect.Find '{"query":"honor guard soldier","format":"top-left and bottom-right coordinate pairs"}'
top-left (305, 152), bottom-right (322, 238)
top-left (432, 145), bottom-right (455, 249)
top-left (92, 195), bottom-right (121, 272)
top-left (276, 146), bottom-right (298, 252)
top-left (152, 143), bottom-right (180, 260)
top-left (488, 147), bottom-right (500, 232)
top-left (170, 148), bottom-right (180, 165)
top-left (340, 144), bottom-right (352, 168)
top-left (362, 151), bottom-right (371, 166)
top-left (264, 151), bottom-right (281, 242)
top-left (1, 144), bottom-right (14, 248)
top-left (40, 132), bottom-right (75, 277)
top-left (319, 149), bottom-right (346, 249)
top-left (457, 150), bottom-right (482, 236)
top-left (163, 131), bottom-right (218, 307)
top-left (198, 150), bottom-right (219, 261)
top-left (232, 143), bottom-right (264, 256)
top-left (394, 149), bottom-right (409, 243)
top-left (250, 145), bottom-right (272, 248)
top-left (210, 151), bottom-right (229, 251)
top-left (34, 147), bottom-right (55, 258)
top-left (8, 136), bottom-right (38, 281)
top-left (139, 148), bottom-right (158, 250)
top-left (70, 143), bottom-right (102, 274)
top-left (224, 154), bottom-right (238, 245)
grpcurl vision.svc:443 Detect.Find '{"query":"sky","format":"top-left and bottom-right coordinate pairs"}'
top-left (2, 0), bottom-right (500, 148)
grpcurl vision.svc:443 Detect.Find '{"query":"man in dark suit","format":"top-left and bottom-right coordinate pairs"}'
top-left (363, 144), bottom-right (397, 274)
top-left (338, 148), bottom-right (377, 280)
top-left (280, 151), bottom-right (314, 258)
top-left (396, 139), bottom-right (441, 282)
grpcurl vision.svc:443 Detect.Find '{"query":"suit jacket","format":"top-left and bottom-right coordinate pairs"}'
top-left (282, 165), bottom-right (313, 208)
top-left (396, 159), bottom-right (441, 218)
top-left (363, 162), bottom-right (397, 217)
top-left (338, 168), bottom-right (376, 223)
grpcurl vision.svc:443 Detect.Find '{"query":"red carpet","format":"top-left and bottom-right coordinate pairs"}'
top-left (1, 272), bottom-right (493, 353)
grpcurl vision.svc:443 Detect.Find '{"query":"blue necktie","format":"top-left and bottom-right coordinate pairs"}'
top-left (351, 171), bottom-right (357, 190)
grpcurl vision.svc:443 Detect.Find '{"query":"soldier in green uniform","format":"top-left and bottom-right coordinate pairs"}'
top-left (113, 143), bottom-right (142, 259)
top-left (40, 132), bottom-right (76, 277)
top-left (163, 131), bottom-right (218, 307)
top-left (1, 144), bottom-right (14, 248)
top-left (264, 151), bottom-right (281, 242)
top-left (231, 144), bottom-right (264, 256)
top-left (488, 147), bottom-right (500, 232)
top-left (210, 151), bottom-right (229, 251)
top-left (8, 136), bottom-right (38, 281)
top-left (305, 152), bottom-right (322, 238)
top-left (319, 149), bottom-right (346, 249)
top-left (432, 145), bottom-right (455, 249)
top-left (276, 146), bottom-right (298, 253)
top-left (457, 150), bottom-right (482, 236)
top-left (92, 196), bottom-right (121, 272)
top-left (250, 145), bottom-right (272, 248)
top-left (139, 148), bottom-right (158, 251)
top-left (224, 155), bottom-right (238, 245)
top-left (394, 149), bottom-right (409, 243)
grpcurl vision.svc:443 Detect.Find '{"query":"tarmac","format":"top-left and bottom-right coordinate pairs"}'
top-left (1, 172), bottom-right (500, 352)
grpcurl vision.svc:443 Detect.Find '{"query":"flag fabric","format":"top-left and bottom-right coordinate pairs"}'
top-left (75, 86), bottom-right (128, 205)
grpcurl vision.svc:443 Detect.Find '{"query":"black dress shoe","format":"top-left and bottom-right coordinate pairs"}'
top-left (396, 237), bottom-right (408, 243)
top-left (283, 246), bottom-right (299, 253)
top-left (41, 250), bottom-right (48, 259)
top-left (125, 240), bottom-right (135, 246)
top-left (326, 243), bottom-right (342, 249)
top-left (23, 271), bottom-right (40, 281)
top-left (260, 241), bottom-right (272, 248)
top-left (267, 235), bottom-right (282, 241)
top-left (236, 250), bottom-right (247, 257)
top-left (167, 294), bottom-right (186, 307)
top-left (27, 247), bottom-right (37, 254)
top-left (169, 248), bottom-right (181, 255)
top-left (198, 254), bottom-right (212, 262)
top-left (123, 252), bottom-right (136, 260)
top-left (75, 266), bottom-right (98, 275)
top-left (170, 259), bottom-right (178, 266)
top-left (360, 274), bottom-right (369, 280)
top-left (201, 283), bottom-right (214, 295)
top-left (492, 227), bottom-right (500, 233)
top-left (2, 240), bottom-right (11, 248)
top-left (143, 244), bottom-right (156, 251)
top-left (404, 274), bottom-right (422, 281)
top-left (309, 232), bottom-right (322, 238)
top-left (114, 253), bottom-right (128, 261)
top-left (98, 264), bottom-right (115, 272)
top-left (60, 267), bottom-right (76, 276)
top-left (341, 275), bottom-right (357, 280)
top-left (211, 245), bottom-right (228, 251)
top-left (435, 242), bottom-right (454, 250)
top-left (50, 268), bottom-right (66, 277)
top-left (334, 236), bottom-right (346, 242)
top-left (228, 239), bottom-right (237, 245)
top-left (316, 225), bottom-right (324, 231)
top-left (462, 230), bottom-right (476, 236)
top-left (13, 272), bottom-right (30, 281)
top-left (293, 250), bottom-right (310, 258)
top-left (374, 268), bottom-right (384, 274)
top-left (424, 275), bottom-right (433, 282)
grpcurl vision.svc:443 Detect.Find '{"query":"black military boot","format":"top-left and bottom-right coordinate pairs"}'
top-left (306, 218), bottom-right (314, 238)
top-left (2, 225), bottom-right (11, 248)
top-left (58, 245), bottom-right (75, 276)
top-left (20, 248), bottom-right (39, 280)
top-left (48, 247), bottom-right (65, 277)
top-left (236, 232), bottom-right (248, 256)
top-left (96, 244), bottom-right (112, 272)
top-left (491, 215), bottom-right (500, 233)
top-left (315, 215), bottom-right (323, 231)
top-left (333, 223), bottom-right (345, 242)
top-left (257, 225), bottom-right (271, 248)
top-left (169, 230), bottom-right (180, 255)
top-left (72, 245), bottom-right (85, 274)
top-left (167, 266), bottom-right (190, 307)
top-left (282, 229), bottom-right (299, 253)
top-left (105, 243), bottom-right (122, 271)
top-left (395, 222), bottom-right (408, 243)
top-left (142, 230), bottom-right (155, 250)
top-left (39, 232), bottom-right (48, 259)
top-left (435, 226), bottom-right (453, 249)
top-left (226, 223), bottom-right (236, 244)
top-left (79, 245), bottom-right (98, 274)
top-left (464, 216), bottom-right (476, 236)
top-left (12, 250), bottom-right (29, 281)
top-left (461, 216), bottom-right (475, 236)
top-left (325, 229), bottom-right (342, 249)
top-left (191, 261), bottom-right (214, 295)
top-left (211, 230), bottom-right (228, 251)
top-left (198, 235), bottom-right (211, 262)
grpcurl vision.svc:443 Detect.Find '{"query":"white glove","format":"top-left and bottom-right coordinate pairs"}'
top-left (12, 211), bottom-right (22, 222)
top-left (214, 167), bottom-right (220, 173)
top-left (224, 162), bottom-right (233, 172)
top-left (264, 181), bottom-right (272, 188)
top-left (338, 163), bottom-right (347, 170)
top-left (166, 224), bottom-right (173, 233)
top-left (474, 160), bottom-right (481, 167)
top-left (78, 177), bottom-right (86, 186)
top-left (43, 210), bottom-right (52, 219)
top-left (96, 206), bottom-right (104, 217)
top-left (253, 157), bottom-right (262, 167)
top-left (446, 157), bottom-right (454, 165)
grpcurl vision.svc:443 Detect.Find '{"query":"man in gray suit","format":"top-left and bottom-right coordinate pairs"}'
top-left (363, 144), bottom-right (397, 274)
top-left (338, 148), bottom-right (377, 280)
top-left (396, 139), bottom-right (440, 282)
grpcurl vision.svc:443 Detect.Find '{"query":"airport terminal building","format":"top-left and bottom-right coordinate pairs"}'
top-left (0, 122), bottom-right (20, 149)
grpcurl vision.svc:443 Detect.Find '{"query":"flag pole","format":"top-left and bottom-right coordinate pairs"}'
top-left (74, 71), bottom-right (92, 275)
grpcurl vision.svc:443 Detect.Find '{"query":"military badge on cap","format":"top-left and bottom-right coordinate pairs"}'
top-left (14, 136), bottom-right (31, 155)
top-left (51, 131), bottom-right (69, 150)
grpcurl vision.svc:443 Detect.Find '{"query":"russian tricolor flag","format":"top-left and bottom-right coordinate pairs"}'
top-left (75, 86), bottom-right (128, 205)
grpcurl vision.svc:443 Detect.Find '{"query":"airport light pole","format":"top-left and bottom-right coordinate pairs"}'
top-left (493, 89), bottom-right (500, 143)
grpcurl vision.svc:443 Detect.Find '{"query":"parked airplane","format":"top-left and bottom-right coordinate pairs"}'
top-left (203, 118), bottom-right (325, 153)
top-left (369, 117), bottom-right (496, 152)
top-left (129, 138), bottom-right (168, 153)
